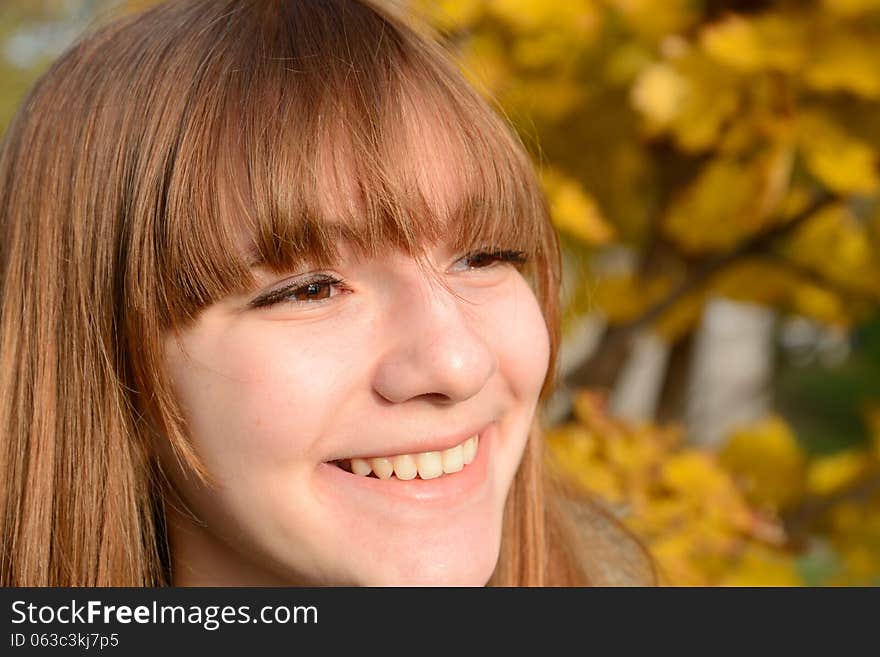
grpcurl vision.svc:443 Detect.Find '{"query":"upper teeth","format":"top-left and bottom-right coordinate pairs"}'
top-left (345, 434), bottom-right (479, 480)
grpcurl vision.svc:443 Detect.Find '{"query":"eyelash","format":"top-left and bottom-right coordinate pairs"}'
top-left (249, 249), bottom-right (528, 310)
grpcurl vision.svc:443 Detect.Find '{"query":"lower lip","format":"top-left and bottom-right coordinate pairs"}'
top-left (314, 422), bottom-right (495, 507)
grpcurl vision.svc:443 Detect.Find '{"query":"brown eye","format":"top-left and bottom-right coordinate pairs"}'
top-left (249, 274), bottom-right (347, 309)
top-left (292, 281), bottom-right (333, 301)
top-left (452, 249), bottom-right (528, 272)
top-left (466, 252), bottom-right (496, 268)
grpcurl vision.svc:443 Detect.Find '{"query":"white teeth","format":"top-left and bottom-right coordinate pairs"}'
top-left (391, 454), bottom-right (418, 480)
top-left (462, 435), bottom-right (478, 465)
top-left (341, 432), bottom-right (481, 479)
top-left (442, 444), bottom-right (464, 473)
top-left (370, 457), bottom-right (394, 480)
top-left (350, 458), bottom-right (372, 476)
top-left (416, 452), bottom-right (443, 480)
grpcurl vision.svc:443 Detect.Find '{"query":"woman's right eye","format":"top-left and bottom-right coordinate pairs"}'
top-left (249, 274), bottom-right (347, 309)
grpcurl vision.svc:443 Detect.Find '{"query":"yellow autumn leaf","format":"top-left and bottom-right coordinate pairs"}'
top-left (720, 415), bottom-right (807, 511)
top-left (713, 260), bottom-right (801, 308)
top-left (700, 15), bottom-right (763, 72)
top-left (541, 168), bottom-right (616, 244)
top-left (791, 282), bottom-right (848, 325)
top-left (630, 61), bottom-right (688, 126)
top-left (804, 30), bottom-right (880, 99)
top-left (797, 111), bottom-right (880, 194)
top-left (662, 156), bottom-right (765, 254)
top-left (631, 51), bottom-right (741, 151)
top-left (661, 452), bottom-right (733, 498)
top-left (806, 449), bottom-right (870, 496)
top-left (785, 202), bottom-right (880, 295)
top-left (787, 202), bottom-right (852, 260)
top-left (668, 52), bottom-right (743, 151)
top-left (700, 13), bottom-right (805, 73)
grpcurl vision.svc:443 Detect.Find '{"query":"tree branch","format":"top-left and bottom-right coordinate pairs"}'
top-left (756, 252), bottom-right (880, 306)
top-left (625, 191), bottom-right (837, 334)
top-left (564, 191), bottom-right (837, 391)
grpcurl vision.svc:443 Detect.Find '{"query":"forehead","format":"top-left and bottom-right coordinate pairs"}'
top-left (318, 88), bottom-right (469, 222)
top-left (234, 94), bottom-right (483, 270)
top-left (161, 45), bottom-right (543, 319)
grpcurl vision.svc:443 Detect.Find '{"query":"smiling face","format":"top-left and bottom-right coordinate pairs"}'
top-left (135, 0), bottom-right (561, 586)
top-left (161, 236), bottom-right (550, 586)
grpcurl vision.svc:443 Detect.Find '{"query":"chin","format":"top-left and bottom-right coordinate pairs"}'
top-left (354, 525), bottom-right (503, 587)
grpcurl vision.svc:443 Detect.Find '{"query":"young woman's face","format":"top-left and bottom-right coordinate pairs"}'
top-left (162, 235), bottom-right (550, 585)
top-left (160, 111), bottom-right (552, 585)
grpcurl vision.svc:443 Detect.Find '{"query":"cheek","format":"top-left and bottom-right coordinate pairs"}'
top-left (486, 278), bottom-right (551, 400)
top-left (164, 319), bottom-right (361, 470)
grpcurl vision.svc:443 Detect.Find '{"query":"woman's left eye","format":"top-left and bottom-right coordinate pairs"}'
top-left (451, 249), bottom-right (528, 272)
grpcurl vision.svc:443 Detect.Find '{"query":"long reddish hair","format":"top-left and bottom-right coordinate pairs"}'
top-left (0, 0), bottom-right (653, 586)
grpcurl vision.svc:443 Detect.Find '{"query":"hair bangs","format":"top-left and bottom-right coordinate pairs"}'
top-left (156, 0), bottom-right (553, 331)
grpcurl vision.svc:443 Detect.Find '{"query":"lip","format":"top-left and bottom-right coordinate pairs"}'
top-left (324, 421), bottom-right (493, 462)
top-left (314, 421), bottom-right (495, 506)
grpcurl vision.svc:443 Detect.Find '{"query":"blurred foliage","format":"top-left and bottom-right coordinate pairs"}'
top-left (548, 389), bottom-right (880, 585)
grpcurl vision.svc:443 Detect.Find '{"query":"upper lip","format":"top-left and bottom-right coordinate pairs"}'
top-left (324, 420), bottom-right (493, 462)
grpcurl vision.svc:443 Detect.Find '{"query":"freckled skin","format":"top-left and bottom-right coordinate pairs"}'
top-left (161, 245), bottom-right (550, 586)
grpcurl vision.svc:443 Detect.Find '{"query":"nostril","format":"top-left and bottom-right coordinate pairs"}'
top-left (419, 392), bottom-right (455, 405)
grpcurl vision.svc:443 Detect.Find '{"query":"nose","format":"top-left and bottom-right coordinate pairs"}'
top-left (371, 270), bottom-right (496, 405)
